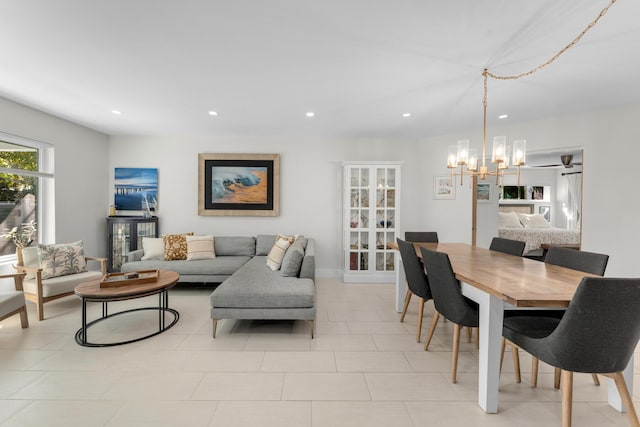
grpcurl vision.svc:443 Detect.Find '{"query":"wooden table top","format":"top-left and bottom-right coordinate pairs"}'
top-left (74, 270), bottom-right (180, 300)
top-left (392, 242), bottom-right (593, 308)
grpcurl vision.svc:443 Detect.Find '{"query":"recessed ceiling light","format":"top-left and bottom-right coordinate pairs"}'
top-left (111, 110), bottom-right (122, 115)
top-left (208, 111), bottom-right (219, 116)
top-left (402, 113), bottom-right (411, 118)
top-left (306, 112), bottom-right (315, 118)
top-left (498, 114), bottom-right (508, 119)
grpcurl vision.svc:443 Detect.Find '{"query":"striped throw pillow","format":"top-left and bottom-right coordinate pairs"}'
top-left (186, 235), bottom-right (216, 260)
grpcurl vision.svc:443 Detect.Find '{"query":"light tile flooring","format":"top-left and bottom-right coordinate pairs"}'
top-left (0, 278), bottom-right (638, 426)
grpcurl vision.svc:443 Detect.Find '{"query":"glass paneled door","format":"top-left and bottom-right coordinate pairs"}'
top-left (343, 163), bottom-right (400, 283)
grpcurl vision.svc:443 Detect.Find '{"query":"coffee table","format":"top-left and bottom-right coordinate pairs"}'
top-left (74, 269), bottom-right (180, 347)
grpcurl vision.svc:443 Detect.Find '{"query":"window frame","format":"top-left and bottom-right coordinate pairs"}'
top-left (0, 131), bottom-right (54, 263)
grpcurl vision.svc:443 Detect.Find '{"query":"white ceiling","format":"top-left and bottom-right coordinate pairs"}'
top-left (0, 0), bottom-right (638, 138)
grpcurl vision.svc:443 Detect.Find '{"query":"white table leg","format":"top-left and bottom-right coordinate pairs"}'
top-left (395, 250), bottom-right (406, 313)
top-left (608, 354), bottom-right (634, 412)
top-left (461, 282), bottom-right (503, 414)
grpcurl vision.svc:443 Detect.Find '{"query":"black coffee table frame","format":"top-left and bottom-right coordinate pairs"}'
top-left (75, 287), bottom-right (179, 347)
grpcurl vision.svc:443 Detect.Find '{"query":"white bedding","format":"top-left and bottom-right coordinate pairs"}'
top-left (498, 227), bottom-right (580, 253)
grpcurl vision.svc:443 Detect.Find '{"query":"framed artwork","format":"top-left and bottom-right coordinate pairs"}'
top-left (433, 175), bottom-right (455, 199)
top-left (532, 186), bottom-right (544, 200)
top-left (477, 183), bottom-right (491, 203)
top-left (198, 153), bottom-right (280, 216)
top-left (539, 205), bottom-right (551, 221)
top-left (114, 168), bottom-right (158, 212)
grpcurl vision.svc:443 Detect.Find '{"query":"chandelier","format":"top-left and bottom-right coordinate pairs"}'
top-left (446, 0), bottom-right (616, 187)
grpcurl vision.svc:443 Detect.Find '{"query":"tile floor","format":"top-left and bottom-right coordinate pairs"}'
top-left (0, 278), bottom-right (637, 426)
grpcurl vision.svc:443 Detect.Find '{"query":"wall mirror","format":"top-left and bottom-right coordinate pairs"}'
top-left (473, 148), bottom-right (583, 257)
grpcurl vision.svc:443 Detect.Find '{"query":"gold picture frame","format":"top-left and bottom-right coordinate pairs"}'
top-left (198, 153), bottom-right (280, 216)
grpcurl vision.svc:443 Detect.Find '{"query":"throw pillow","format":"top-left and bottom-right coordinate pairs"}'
top-left (163, 233), bottom-right (194, 260)
top-left (498, 211), bottom-right (523, 228)
top-left (266, 234), bottom-right (295, 271)
top-left (141, 237), bottom-right (164, 260)
top-left (280, 237), bottom-right (306, 277)
top-left (186, 235), bottom-right (216, 260)
top-left (517, 213), bottom-right (551, 229)
top-left (38, 241), bottom-right (87, 279)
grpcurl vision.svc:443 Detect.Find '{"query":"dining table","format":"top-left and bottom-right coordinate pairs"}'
top-left (391, 242), bottom-right (633, 414)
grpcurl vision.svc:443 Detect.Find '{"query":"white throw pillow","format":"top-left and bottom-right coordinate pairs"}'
top-left (266, 234), bottom-right (294, 271)
top-left (517, 213), bottom-right (551, 228)
top-left (21, 246), bottom-right (40, 279)
top-left (186, 235), bottom-right (216, 260)
top-left (498, 211), bottom-right (523, 228)
top-left (141, 237), bottom-right (165, 260)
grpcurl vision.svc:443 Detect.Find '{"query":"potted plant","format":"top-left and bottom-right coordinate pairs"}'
top-left (1, 220), bottom-right (37, 264)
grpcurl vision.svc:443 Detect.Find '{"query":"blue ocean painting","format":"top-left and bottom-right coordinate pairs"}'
top-left (114, 168), bottom-right (158, 211)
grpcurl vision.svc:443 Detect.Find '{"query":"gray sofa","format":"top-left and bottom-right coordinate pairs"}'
top-left (121, 235), bottom-right (316, 338)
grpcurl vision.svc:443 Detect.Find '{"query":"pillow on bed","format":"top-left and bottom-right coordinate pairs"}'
top-left (498, 212), bottom-right (523, 228)
top-left (517, 213), bottom-right (551, 228)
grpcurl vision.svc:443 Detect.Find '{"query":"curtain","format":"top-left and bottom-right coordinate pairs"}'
top-left (565, 174), bottom-right (581, 230)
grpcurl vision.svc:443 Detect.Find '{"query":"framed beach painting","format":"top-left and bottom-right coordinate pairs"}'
top-left (433, 175), bottom-right (455, 200)
top-left (198, 153), bottom-right (280, 216)
top-left (114, 168), bottom-right (158, 213)
top-left (477, 183), bottom-right (491, 203)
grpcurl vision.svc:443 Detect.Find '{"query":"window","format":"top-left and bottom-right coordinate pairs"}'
top-left (0, 132), bottom-right (54, 260)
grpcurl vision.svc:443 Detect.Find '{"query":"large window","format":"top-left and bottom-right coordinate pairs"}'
top-left (0, 133), bottom-right (54, 260)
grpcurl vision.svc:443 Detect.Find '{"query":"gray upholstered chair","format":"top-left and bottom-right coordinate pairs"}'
top-left (506, 246), bottom-right (609, 387)
top-left (399, 232), bottom-right (439, 327)
top-left (420, 247), bottom-right (479, 383)
top-left (503, 277), bottom-right (640, 427)
top-left (404, 231), bottom-right (439, 243)
top-left (0, 273), bottom-right (29, 328)
top-left (396, 238), bottom-right (436, 343)
top-left (489, 237), bottom-right (525, 256)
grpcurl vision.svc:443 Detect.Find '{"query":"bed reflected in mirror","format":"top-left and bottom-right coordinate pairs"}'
top-left (473, 148), bottom-right (583, 257)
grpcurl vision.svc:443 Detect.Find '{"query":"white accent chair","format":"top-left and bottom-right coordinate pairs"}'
top-left (14, 246), bottom-right (106, 321)
top-left (0, 273), bottom-right (29, 328)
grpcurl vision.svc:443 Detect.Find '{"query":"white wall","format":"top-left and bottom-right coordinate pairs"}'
top-left (108, 136), bottom-right (423, 277)
top-left (0, 98), bottom-right (109, 282)
top-left (420, 104), bottom-right (640, 277)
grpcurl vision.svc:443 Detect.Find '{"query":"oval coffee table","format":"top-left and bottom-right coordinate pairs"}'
top-left (74, 270), bottom-right (180, 347)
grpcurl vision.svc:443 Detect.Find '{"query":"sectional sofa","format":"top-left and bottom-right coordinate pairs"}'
top-left (120, 234), bottom-right (316, 337)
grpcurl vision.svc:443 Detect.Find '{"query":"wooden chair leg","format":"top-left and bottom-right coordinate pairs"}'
top-left (466, 326), bottom-right (472, 343)
top-left (500, 337), bottom-right (506, 372)
top-left (452, 323), bottom-right (461, 384)
top-left (475, 327), bottom-right (479, 350)
top-left (561, 370), bottom-right (573, 427)
top-left (554, 367), bottom-right (561, 390)
top-left (511, 343), bottom-right (521, 383)
top-left (400, 290), bottom-right (412, 322)
top-left (591, 374), bottom-right (600, 386)
top-left (416, 297), bottom-right (425, 343)
top-left (19, 307), bottom-right (29, 328)
top-left (608, 372), bottom-right (640, 427)
top-left (531, 357), bottom-right (539, 388)
top-left (36, 299), bottom-right (44, 321)
top-left (212, 319), bottom-right (218, 338)
top-left (423, 311), bottom-right (440, 351)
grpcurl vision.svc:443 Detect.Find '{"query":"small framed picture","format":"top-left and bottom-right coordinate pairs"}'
top-left (539, 205), bottom-right (551, 221)
top-left (477, 183), bottom-right (491, 203)
top-left (433, 175), bottom-right (455, 199)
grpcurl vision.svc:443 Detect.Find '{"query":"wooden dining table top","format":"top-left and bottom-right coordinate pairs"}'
top-left (391, 242), bottom-right (594, 308)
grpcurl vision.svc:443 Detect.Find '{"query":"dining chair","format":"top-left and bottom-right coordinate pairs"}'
top-left (0, 273), bottom-right (29, 328)
top-left (404, 232), bottom-right (439, 244)
top-left (420, 247), bottom-right (479, 383)
top-left (399, 232), bottom-right (439, 330)
top-left (503, 277), bottom-right (640, 427)
top-left (489, 237), bottom-right (525, 256)
top-left (396, 238), bottom-right (437, 343)
top-left (506, 246), bottom-right (609, 388)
